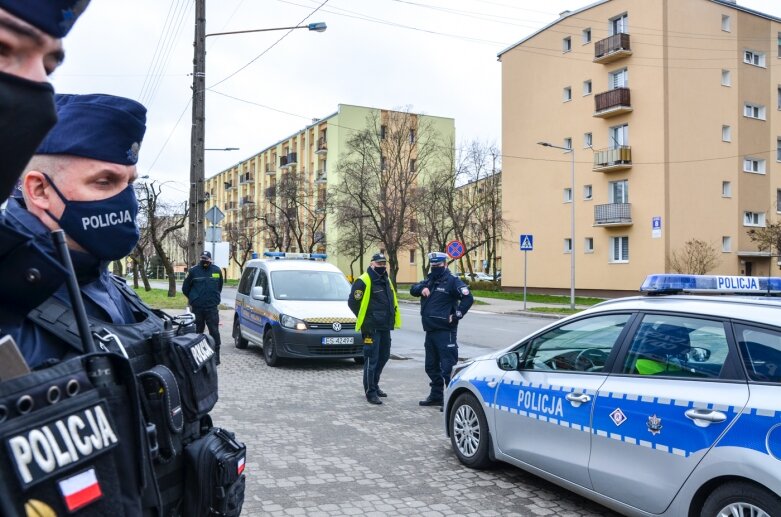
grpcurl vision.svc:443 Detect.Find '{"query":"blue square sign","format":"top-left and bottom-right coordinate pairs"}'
top-left (520, 234), bottom-right (533, 251)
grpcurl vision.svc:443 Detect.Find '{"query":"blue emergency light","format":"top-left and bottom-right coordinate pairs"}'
top-left (263, 252), bottom-right (328, 260)
top-left (640, 274), bottom-right (781, 295)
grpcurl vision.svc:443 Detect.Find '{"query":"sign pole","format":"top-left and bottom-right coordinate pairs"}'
top-left (523, 250), bottom-right (528, 311)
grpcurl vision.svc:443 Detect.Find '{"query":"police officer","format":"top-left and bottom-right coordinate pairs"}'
top-left (183, 250), bottom-right (224, 364)
top-left (0, 0), bottom-right (91, 330)
top-left (410, 251), bottom-right (473, 407)
top-left (348, 252), bottom-right (401, 405)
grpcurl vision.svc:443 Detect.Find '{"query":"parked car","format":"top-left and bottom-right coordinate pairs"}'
top-left (233, 252), bottom-right (362, 366)
top-left (444, 274), bottom-right (781, 517)
top-left (459, 272), bottom-right (497, 283)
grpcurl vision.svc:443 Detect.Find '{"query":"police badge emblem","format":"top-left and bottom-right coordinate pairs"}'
top-left (353, 290), bottom-right (363, 300)
top-left (647, 414), bottom-right (663, 435)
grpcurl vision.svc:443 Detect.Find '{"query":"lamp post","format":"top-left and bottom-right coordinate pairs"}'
top-left (205, 147), bottom-right (240, 151)
top-left (537, 141), bottom-right (576, 310)
top-left (187, 1), bottom-right (326, 268)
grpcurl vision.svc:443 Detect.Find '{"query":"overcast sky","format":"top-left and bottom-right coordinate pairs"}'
top-left (50, 0), bottom-right (780, 203)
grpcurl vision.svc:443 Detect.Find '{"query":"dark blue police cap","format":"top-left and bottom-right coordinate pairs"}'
top-left (0, 0), bottom-right (90, 38)
top-left (371, 252), bottom-right (386, 263)
top-left (36, 93), bottom-right (146, 165)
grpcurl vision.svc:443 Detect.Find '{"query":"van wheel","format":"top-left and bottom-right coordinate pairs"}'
top-left (233, 319), bottom-right (248, 349)
top-left (449, 392), bottom-right (493, 469)
top-left (701, 481), bottom-right (781, 517)
top-left (263, 330), bottom-right (280, 367)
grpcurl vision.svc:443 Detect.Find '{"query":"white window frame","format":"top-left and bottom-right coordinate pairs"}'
top-left (609, 13), bottom-right (628, 36)
top-left (609, 68), bottom-right (628, 89)
top-left (563, 86), bottom-right (572, 102)
top-left (563, 137), bottom-right (573, 150)
top-left (563, 188), bottom-right (573, 203)
top-left (583, 80), bottom-right (592, 96)
top-left (583, 184), bottom-right (593, 200)
top-left (722, 125), bottom-right (731, 142)
top-left (744, 103), bottom-right (766, 120)
top-left (583, 132), bottom-right (593, 148)
top-left (722, 14), bottom-right (731, 32)
top-left (609, 123), bottom-right (629, 147)
top-left (721, 69), bottom-right (731, 86)
top-left (609, 236), bottom-right (629, 263)
top-left (743, 211), bottom-right (766, 227)
top-left (582, 28), bottom-right (591, 44)
top-left (584, 237), bottom-right (594, 253)
top-left (563, 36), bottom-right (572, 53)
top-left (777, 137), bottom-right (781, 162)
top-left (722, 236), bottom-right (732, 253)
top-left (743, 157), bottom-right (766, 174)
top-left (722, 181), bottom-right (732, 198)
top-left (609, 179), bottom-right (629, 203)
top-left (564, 238), bottom-right (573, 253)
top-left (744, 49), bottom-right (766, 68)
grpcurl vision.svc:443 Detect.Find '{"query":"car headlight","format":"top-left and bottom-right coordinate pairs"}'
top-left (280, 314), bottom-right (307, 330)
top-left (451, 360), bottom-right (475, 379)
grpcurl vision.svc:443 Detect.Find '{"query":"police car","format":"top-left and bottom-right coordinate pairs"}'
top-left (232, 253), bottom-right (362, 366)
top-left (445, 274), bottom-right (781, 517)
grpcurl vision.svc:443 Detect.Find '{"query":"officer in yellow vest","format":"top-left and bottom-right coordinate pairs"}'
top-left (348, 253), bottom-right (401, 405)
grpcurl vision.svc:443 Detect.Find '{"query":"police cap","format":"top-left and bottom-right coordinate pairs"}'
top-left (0, 0), bottom-right (90, 38)
top-left (428, 252), bottom-right (447, 264)
top-left (371, 252), bottom-right (386, 263)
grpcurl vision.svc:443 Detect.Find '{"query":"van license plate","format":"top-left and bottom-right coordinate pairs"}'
top-left (322, 337), bottom-right (354, 345)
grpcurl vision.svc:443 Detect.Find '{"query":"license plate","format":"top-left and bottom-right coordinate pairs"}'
top-left (321, 337), bottom-right (354, 345)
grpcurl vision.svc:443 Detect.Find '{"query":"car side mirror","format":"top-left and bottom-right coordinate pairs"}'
top-left (687, 347), bottom-right (711, 362)
top-left (251, 286), bottom-right (268, 302)
top-left (497, 352), bottom-right (519, 371)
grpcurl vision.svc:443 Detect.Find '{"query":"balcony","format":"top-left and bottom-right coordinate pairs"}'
top-left (279, 155), bottom-right (288, 169)
top-left (592, 146), bottom-right (632, 172)
top-left (239, 173), bottom-right (254, 184)
top-left (315, 137), bottom-right (327, 154)
top-left (265, 164), bottom-right (276, 175)
top-left (314, 171), bottom-right (327, 184)
top-left (224, 181), bottom-right (234, 191)
top-left (226, 201), bottom-right (238, 212)
top-left (593, 87), bottom-right (632, 118)
top-left (286, 152), bottom-right (298, 167)
top-left (240, 196), bottom-right (255, 206)
top-left (594, 203), bottom-right (632, 226)
top-left (264, 186), bottom-right (276, 199)
top-left (593, 33), bottom-right (632, 63)
top-left (315, 201), bottom-right (326, 213)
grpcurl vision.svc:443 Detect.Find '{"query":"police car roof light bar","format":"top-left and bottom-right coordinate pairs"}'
top-left (263, 251), bottom-right (327, 260)
top-left (640, 274), bottom-right (781, 296)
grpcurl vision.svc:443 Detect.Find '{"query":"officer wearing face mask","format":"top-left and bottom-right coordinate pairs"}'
top-left (0, 0), bottom-right (91, 330)
top-left (348, 252), bottom-right (401, 405)
top-left (410, 252), bottom-right (473, 407)
top-left (182, 250), bottom-right (224, 364)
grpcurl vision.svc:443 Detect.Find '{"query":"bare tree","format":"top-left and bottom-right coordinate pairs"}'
top-left (333, 108), bottom-right (445, 284)
top-left (668, 239), bottom-right (721, 274)
top-left (748, 222), bottom-right (781, 268)
top-left (225, 204), bottom-right (265, 270)
top-left (265, 170), bottom-right (326, 253)
top-left (327, 198), bottom-right (375, 280)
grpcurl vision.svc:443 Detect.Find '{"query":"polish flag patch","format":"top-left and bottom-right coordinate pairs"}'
top-left (237, 456), bottom-right (245, 475)
top-left (58, 468), bottom-right (103, 512)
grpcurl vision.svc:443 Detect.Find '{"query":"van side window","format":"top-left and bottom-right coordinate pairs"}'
top-left (254, 270), bottom-right (269, 292)
top-left (238, 267), bottom-right (257, 295)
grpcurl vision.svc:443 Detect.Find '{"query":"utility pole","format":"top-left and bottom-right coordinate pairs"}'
top-left (188, 0), bottom-right (206, 267)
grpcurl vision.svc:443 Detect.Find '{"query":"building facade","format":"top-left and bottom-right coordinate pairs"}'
top-left (204, 104), bottom-right (455, 281)
top-left (500, 0), bottom-right (781, 292)
top-left (455, 172), bottom-right (503, 277)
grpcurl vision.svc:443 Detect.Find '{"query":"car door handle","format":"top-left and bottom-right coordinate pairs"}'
top-left (566, 393), bottom-right (591, 404)
top-left (685, 408), bottom-right (727, 427)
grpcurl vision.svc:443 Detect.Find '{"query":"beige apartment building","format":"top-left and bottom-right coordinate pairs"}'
top-left (500, 0), bottom-right (781, 293)
top-left (455, 172), bottom-right (503, 277)
top-left (204, 104), bottom-right (455, 281)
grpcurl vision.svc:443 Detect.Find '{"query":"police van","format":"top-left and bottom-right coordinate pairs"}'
top-left (445, 274), bottom-right (781, 517)
top-left (232, 253), bottom-right (362, 366)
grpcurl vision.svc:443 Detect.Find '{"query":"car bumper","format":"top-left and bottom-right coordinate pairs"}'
top-left (272, 326), bottom-right (363, 359)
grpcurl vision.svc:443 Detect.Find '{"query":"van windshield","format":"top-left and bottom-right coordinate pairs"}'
top-left (270, 270), bottom-right (351, 301)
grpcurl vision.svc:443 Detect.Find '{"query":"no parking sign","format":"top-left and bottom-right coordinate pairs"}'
top-left (446, 240), bottom-right (465, 259)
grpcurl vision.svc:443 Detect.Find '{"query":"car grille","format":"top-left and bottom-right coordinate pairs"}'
top-left (306, 322), bottom-right (356, 330)
top-left (306, 345), bottom-right (363, 355)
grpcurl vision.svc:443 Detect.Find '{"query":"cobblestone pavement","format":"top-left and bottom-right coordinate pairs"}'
top-left (210, 324), bottom-right (621, 517)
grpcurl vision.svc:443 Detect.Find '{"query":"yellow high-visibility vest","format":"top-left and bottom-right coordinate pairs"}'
top-left (355, 272), bottom-right (401, 331)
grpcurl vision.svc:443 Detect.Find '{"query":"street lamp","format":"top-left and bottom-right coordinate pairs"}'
top-left (205, 147), bottom-right (240, 151)
top-left (187, 3), bottom-right (327, 267)
top-left (537, 141), bottom-right (576, 310)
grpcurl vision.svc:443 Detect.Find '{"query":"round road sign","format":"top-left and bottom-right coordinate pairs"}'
top-left (446, 240), bottom-right (465, 259)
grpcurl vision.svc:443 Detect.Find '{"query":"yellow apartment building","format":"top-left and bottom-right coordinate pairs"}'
top-left (455, 172), bottom-right (503, 277)
top-left (204, 104), bottom-right (455, 281)
top-left (500, 0), bottom-right (781, 293)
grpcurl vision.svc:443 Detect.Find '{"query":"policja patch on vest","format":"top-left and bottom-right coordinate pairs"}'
top-left (353, 290), bottom-right (363, 300)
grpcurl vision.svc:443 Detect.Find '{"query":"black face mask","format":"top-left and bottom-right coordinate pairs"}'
top-left (201, 260), bottom-right (211, 267)
top-left (373, 266), bottom-right (386, 275)
top-left (429, 266), bottom-right (446, 277)
top-left (0, 71), bottom-right (57, 202)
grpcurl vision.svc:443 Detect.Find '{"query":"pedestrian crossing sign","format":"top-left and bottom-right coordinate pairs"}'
top-left (520, 234), bottom-right (533, 251)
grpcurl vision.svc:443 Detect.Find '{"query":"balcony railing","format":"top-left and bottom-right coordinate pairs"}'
top-left (593, 33), bottom-right (632, 63)
top-left (224, 182), bottom-right (234, 191)
top-left (287, 152), bottom-right (298, 166)
top-left (240, 197), bottom-right (255, 206)
top-left (265, 164), bottom-right (276, 175)
top-left (594, 203), bottom-right (632, 226)
top-left (594, 87), bottom-right (632, 118)
top-left (279, 155), bottom-right (288, 168)
top-left (316, 137), bottom-right (327, 154)
top-left (314, 171), bottom-right (327, 183)
top-left (593, 146), bottom-right (632, 172)
top-left (264, 186), bottom-right (276, 199)
top-left (239, 173), bottom-right (254, 184)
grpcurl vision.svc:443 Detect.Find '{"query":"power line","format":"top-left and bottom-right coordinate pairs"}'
top-left (139, 0), bottom-right (192, 105)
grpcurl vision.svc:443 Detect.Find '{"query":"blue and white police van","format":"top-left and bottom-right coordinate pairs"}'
top-left (445, 274), bottom-right (781, 517)
top-left (232, 253), bottom-right (362, 366)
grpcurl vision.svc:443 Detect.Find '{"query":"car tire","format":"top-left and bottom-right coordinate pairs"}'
top-left (263, 329), bottom-right (280, 367)
top-left (449, 392), bottom-right (493, 469)
top-left (353, 356), bottom-right (365, 365)
top-left (233, 319), bottom-right (248, 349)
top-left (700, 481), bottom-right (781, 517)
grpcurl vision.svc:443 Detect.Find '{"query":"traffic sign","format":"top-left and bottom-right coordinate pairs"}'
top-left (205, 205), bottom-right (225, 225)
top-left (520, 234), bottom-right (534, 251)
top-left (446, 240), bottom-right (465, 259)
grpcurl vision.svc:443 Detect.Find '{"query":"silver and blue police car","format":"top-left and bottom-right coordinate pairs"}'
top-left (444, 274), bottom-right (781, 517)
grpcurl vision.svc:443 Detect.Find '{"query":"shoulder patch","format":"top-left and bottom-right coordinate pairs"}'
top-left (354, 290), bottom-right (363, 300)
top-left (212, 273), bottom-right (221, 278)
top-left (461, 287), bottom-right (470, 296)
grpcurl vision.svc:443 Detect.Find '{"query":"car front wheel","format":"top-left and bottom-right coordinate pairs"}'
top-left (701, 481), bottom-right (781, 517)
top-left (233, 319), bottom-right (248, 349)
top-left (263, 329), bottom-right (280, 367)
top-left (449, 392), bottom-right (493, 469)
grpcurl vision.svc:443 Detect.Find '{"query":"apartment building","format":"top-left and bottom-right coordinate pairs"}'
top-left (204, 104), bottom-right (455, 281)
top-left (455, 172), bottom-right (503, 276)
top-left (500, 0), bottom-right (781, 292)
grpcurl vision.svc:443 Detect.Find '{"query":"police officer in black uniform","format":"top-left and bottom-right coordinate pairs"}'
top-left (183, 250), bottom-right (224, 364)
top-left (410, 252), bottom-right (474, 406)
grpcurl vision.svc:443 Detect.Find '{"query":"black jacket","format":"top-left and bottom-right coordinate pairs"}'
top-left (182, 263), bottom-right (223, 309)
top-left (410, 269), bottom-right (474, 332)
top-left (348, 267), bottom-right (395, 332)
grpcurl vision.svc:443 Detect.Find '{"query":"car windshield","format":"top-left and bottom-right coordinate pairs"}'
top-left (270, 270), bottom-right (351, 301)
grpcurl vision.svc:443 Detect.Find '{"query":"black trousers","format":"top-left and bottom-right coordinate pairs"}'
top-left (193, 306), bottom-right (221, 359)
top-left (424, 328), bottom-right (459, 401)
top-left (362, 329), bottom-right (391, 399)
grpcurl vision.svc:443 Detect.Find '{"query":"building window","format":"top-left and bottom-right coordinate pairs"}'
top-left (380, 125), bottom-right (387, 139)
top-left (563, 86), bottom-right (572, 102)
top-left (743, 157), bottom-right (766, 174)
top-left (584, 132), bottom-right (593, 148)
top-left (409, 159), bottom-right (416, 172)
top-left (409, 249), bottom-right (415, 264)
top-left (721, 14), bottom-right (731, 32)
top-left (722, 125), bottom-right (731, 142)
top-left (778, 138), bottom-right (781, 161)
top-left (564, 238), bottom-right (572, 253)
top-left (609, 123), bottom-right (629, 147)
top-left (582, 28), bottom-right (591, 44)
top-left (778, 32), bottom-right (781, 58)
top-left (563, 137), bottom-right (572, 150)
top-left (721, 69), bottom-right (731, 86)
top-left (744, 211), bottom-right (766, 227)
top-left (563, 36), bottom-right (572, 53)
top-left (744, 103), bottom-right (766, 120)
top-left (609, 236), bottom-right (629, 263)
top-left (777, 189), bottom-right (781, 212)
top-left (722, 236), bottom-right (731, 252)
top-left (584, 237), bottom-right (594, 253)
top-left (609, 68), bottom-right (628, 89)
top-left (722, 181), bottom-right (732, 197)
top-left (744, 49), bottom-right (766, 67)
top-left (409, 129), bottom-right (415, 143)
top-left (609, 179), bottom-right (628, 203)
top-left (583, 80), bottom-right (592, 96)
top-left (563, 188), bottom-right (573, 203)
top-left (380, 155), bottom-right (386, 171)
top-left (583, 184), bottom-right (593, 200)
top-left (778, 86), bottom-right (781, 109)
top-left (610, 13), bottom-right (628, 36)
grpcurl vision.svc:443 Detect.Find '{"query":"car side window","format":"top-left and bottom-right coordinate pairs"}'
top-left (734, 324), bottom-right (781, 383)
top-left (522, 314), bottom-right (631, 372)
top-left (237, 267), bottom-right (256, 296)
top-left (254, 270), bottom-right (268, 292)
top-left (622, 315), bottom-right (729, 379)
